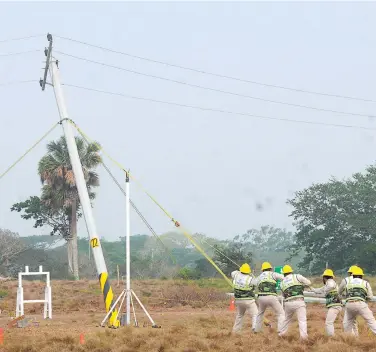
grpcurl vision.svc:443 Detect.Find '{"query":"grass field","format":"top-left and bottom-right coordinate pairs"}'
top-left (1, 279), bottom-right (376, 351)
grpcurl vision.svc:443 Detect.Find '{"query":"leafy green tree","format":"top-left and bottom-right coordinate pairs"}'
top-left (175, 267), bottom-right (201, 280)
top-left (288, 165), bottom-right (376, 274)
top-left (212, 242), bottom-right (253, 276)
top-left (195, 258), bottom-right (217, 278)
top-left (235, 226), bottom-right (294, 253)
top-left (38, 136), bottom-right (101, 280)
top-left (11, 196), bottom-right (70, 239)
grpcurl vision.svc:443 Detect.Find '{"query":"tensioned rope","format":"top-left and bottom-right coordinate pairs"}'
top-left (0, 122), bottom-right (59, 180)
top-left (99, 160), bottom-right (177, 264)
top-left (0, 118), bottom-right (235, 286)
top-left (193, 235), bottom-right (239, 267)
top-left (71, 120), bottom-right (270, 324)
top-left (0, 118), bottom-right (175, 265)
top-left (68, 119), bottom-right (233, 286)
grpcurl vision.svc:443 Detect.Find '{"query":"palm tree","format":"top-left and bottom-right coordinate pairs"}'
top-left (38, 136), bottom-right (101, 280)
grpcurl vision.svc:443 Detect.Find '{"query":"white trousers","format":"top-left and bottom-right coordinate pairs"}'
top-left (232, 299), bottom-right (258, 333)
top-left (325, 306), bottom-right (342, 336)
top-left (279, 300), bottom-right (308, 339)
top-left (255, 295), bottom-right (284, 333)
top-left (343, 306), bottom-right (359, 335)
top-left (344, 301), bottom-right (376, 335)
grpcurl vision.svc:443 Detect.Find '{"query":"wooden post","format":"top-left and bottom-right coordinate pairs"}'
top-left (117, 265), bottom-right (120, 287)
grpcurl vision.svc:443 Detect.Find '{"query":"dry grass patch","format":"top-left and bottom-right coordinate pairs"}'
top-left (1, 278), bottom-right (376, 351)
top-left (2, 310), bottom-right (376, 352)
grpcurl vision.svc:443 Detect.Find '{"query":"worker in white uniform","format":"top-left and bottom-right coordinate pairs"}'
top-left (231, 263), bottom-right (258, 333)
top-left (339, 265), bottom-right (359, 335)
top-left (254, 261), bottom-right (284, 333)
top-left (338, 266), bottom-right (376, 335)
top-left (309, 269), bottom-right (342, 336)
top-left (278, 265), bottom-right (311, 340)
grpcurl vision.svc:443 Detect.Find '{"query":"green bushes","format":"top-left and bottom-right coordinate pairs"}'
top-left (175, 267), bottom-right (201, 280)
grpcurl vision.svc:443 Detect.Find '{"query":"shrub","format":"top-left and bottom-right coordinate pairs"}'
top-left (175, 267), bottom-right (201, 280)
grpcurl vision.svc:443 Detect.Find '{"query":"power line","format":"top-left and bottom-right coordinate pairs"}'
top-left (55, 34), bottom-right (376, 104)
top-left (55, 51), bottom-right (375, 119)
top-left (0, 80), bottom-right (37, 87)
top-left (0, 49), bottom-right (40, 57)
top-left (63, 83), bottom-right (376, 131)
top-left (0, 34), bottom-right (43, 44)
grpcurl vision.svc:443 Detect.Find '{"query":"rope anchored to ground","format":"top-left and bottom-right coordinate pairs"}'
top-left (0, 122), bottom-right (59, 180)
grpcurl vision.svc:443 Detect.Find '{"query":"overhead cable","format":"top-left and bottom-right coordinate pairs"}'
top-left (0, 34), bottom-right (43, 44)
top-left (54, 34), bottom-right (376, 103)
top-left (63, 83), bottom-right (376, 131)
top-left (0, 49), bottom-right (40, 57)
top-left (0, 80), bottom-right (37, 87)
top-left (56, 51), bottom-right (374, 118)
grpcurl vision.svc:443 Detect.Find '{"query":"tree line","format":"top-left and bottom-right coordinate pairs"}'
top-left (0, 227), bottom-right (295, 280)
top-left (288, 165), bottom-right (376, 274)
top-left (2, 134), bottom-right (376, 279)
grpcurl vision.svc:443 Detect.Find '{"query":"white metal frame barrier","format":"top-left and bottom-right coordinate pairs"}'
top-left (16, 266), bottom-right (52, 319)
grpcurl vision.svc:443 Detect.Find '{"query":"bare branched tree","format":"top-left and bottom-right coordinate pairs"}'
top-left (0, 229), bottom-right (28, 269)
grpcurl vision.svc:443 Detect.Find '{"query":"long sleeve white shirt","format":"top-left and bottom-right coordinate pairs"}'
top-left (283, 273), bottom-right (311, 287)
top-left (338, 277), bottom-right (350, 297)
top-left (256, 271), bottom-right (284, 285)
top-left (311, 278), bottom-right (337, 296)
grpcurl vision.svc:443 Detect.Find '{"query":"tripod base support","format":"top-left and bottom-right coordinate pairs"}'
top-left (101, 289), bottom-right (159, 328)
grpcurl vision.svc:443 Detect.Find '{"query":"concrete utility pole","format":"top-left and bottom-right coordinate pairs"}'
top-left (40, 33), bottom-right (119, 327)
top-left (125, 172), bottom-right (131, 325)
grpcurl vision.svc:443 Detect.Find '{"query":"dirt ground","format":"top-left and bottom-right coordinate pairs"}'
top-left (1, 280), bottom-right (376, 351)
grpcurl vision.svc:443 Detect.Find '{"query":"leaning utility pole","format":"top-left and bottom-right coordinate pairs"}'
top-left (39, 33), bottom-right (119, 328)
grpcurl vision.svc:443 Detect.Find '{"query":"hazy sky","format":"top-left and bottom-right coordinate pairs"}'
top-left (0, 2), bottom-right (375, 242)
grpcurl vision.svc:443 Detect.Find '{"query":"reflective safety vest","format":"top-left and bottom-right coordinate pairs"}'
top-left (325, 282), bottom-right (342, 308)
top-left (346, 277), bottom-right (368, 302)
top-left (280, 274), bottom-right (304, 301)
top-left (258, 271), bottom-right (277, 296)
top-left (233, 272), bottom-right (256, 300)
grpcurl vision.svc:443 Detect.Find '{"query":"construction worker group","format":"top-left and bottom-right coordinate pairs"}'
top-left (231, 262), bottom-right (376, 339)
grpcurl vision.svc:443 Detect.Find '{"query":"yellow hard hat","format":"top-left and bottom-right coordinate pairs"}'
top-left (352, 266), bottom-right (364, 276)
top-left (323, 269), bottom-right (334, 277)
top-left (261, 262), bottom-right (272, 271)
top-left (239, 263), bottom-right (251, 274)
top-left (283, 265), bottom-right (293, 274)
top-left (348, 265), bottom-right (358, 274)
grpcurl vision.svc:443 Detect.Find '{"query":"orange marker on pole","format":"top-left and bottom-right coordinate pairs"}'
top-left (79, 333), bottom-right (85, 345)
